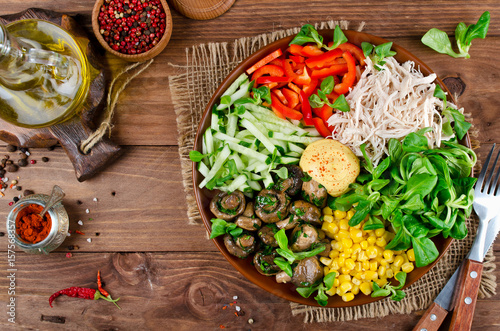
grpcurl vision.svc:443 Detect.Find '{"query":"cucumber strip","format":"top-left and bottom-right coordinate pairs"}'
top-left (211, 112), bottom-right (220, 132)
top-left (226, 113), bottom-right (238, 137)
top-left (286, 152), bottom-right (302, 158)
top-left (272, 132), bottom-right (322, 145)
top-left (226, 141), bottom-right (269, 162)
top-left (217, 80), bottom-right (252, 110)
top-left (247, 178), bottom-right (263, 191)
top-left (301, 126), bottom-right (321, 137)
top-left (288, 142), bottom-right (305, 154)
top-left (235, 129), bottom-right (254, 140)
top-left (262, 171), bottom-right (274, 189)
top-left (240, 118), bottom-right (278, 155)
top-left (221, 73), bottom-right (249, 98)
top-left (244, 103), bottom-right (309, 134)
top-left (213, 131), bottom-right (241, 144)
top-left (203, 128), bottom-right (215, 166)
top-left (229, 154), bottom-right (245, 172)
top-left (197, 161), bottom-right (209, 177)
top-left (254, 162), bottom-right (270, 173)
top-left (280, 156), bottom-right (300, 164)
top-left (199, 144), bottom-right (231, 189)
top-left (219, 174), bottom-right (248, 193)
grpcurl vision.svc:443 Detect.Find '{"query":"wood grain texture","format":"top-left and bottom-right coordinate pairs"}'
top-left (412, 302), bottom-right (448, 331)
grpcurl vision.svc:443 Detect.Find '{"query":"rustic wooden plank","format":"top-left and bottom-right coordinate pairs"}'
top-left (0, 252), bottom-right (498, 330)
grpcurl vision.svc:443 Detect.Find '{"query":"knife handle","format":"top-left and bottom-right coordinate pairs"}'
top-left (449, 259), bottom-right (483, 331)
top-left (412, 302), bottom-right (448, 331)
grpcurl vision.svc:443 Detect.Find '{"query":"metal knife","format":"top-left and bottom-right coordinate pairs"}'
top-left (412, 216), bottom-right (500, 331)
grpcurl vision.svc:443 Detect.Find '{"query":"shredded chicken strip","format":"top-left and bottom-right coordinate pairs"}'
top-left (327, 56), bottom-right (445, 165)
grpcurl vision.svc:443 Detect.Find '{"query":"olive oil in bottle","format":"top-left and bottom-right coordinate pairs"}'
top-left (0, 19), bottom-right (90, 128)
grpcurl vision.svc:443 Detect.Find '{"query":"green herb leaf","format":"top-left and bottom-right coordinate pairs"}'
top-left (361, 42), bottom-right (374, 58)
top-left (325, 25), bottom-right (348, 50)
top-left (271, 166), bottom-right (289, 179)
top-left (189, 150), bottom-right (209, 162)
top-left (320, 76), bottom-right (335, 95)
top-left (331, 94), bottom-right (350, 112)
top-left (290, 24), bottom-right (323, 48)
top-left (421, 28), bottom-right (461, 58)
top-left (274, 257), bottom-right (293, 277)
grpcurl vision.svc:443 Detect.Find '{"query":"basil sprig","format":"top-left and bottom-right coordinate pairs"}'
top-left (308, 76), bottom-right (350, 112)
top-left (290, 24), bottom-right (347, 51)
top-left (371, 271), bottom-right (407, 301)
top-left (296, 272), bottom-right (336, 306)
top-left (209, 218), bottom-right (243, 239)
top-left (421, 11), bottom-right (490, 59)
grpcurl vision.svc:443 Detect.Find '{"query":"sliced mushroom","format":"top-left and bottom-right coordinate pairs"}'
top-left (289, 200), bottom-right (322, 226)
top-left (223, 233), bottom-right (255, 259)
top-left (302, 178), bottom-right (328, 207)
top-left (235, 216), bottom-right (261, 231)
top-left (290, 224), bottom-right (319, 252)
top-left (276, 216), bottom-right (299, 230)
top-left (276, 271), bottom-right (292, 284)
top-left (273, 164), bottom-right (304, 197)
top-left (254, 189), bottom-right (290, 223)
top-left (257, 224), bottom-right (279, 247)
top-left (253, 250), bottom-right (281, 276)
top-left (210, 191), bottom-right (246, 221)
top-left (318, 238), bottom-right (332, 257)
top-left (291, 256), bottom-right (324, 288)
top-left (242, 201), bottom-right (255, 217)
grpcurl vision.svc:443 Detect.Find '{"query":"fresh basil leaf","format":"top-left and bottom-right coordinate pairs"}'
top-left (290, 24), bottom-right (323, 48)
top-left (229, 227), bottom-right (243, 238)
top-left (433, 84), bottom-right (447, 109)
top-left (276, 248), bottom-right (296, 264)
top-left (421, 28), bottom-right (460, 58)
top-left (449, 211), bottom-right (468, 240)
top-left (348, 199), bottom-right (373, 226)
top-left (361, 42), bottom-right (374, 58)
top-left (400, 194), bottom-right (426, 212)
top-left (402, 174), bottom-right (437, 200)
top-left (402, 132), bottom-right (430, 153)
top-left (374, 42), bottom-right (397, 59)
top-left (274, 229), bottom-right (289, 250)
top-left (454, 22), bottom-right (468, 47)
top-left (331, 94), bottom-right (350, 112)
top-left (274, 257), bottom-right (293, 277)
top-left (294, 244), bottom-right (326, 260)
top-left (220, 95), bottom-right (232, 105)
top-left (443, 107), bottom-right (472, 140)
top-left (372, 157), bottom-right (391, 180)
top-left (360, 143), bottom-right (374, 173)
top-left (388, 138), bottom-right (403, 163)
top-left (209, 218), bottom-right (230, 239)
top-left (371, 288), bottom-right (391, 298)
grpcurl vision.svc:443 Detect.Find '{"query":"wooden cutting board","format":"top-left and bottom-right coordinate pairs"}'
top-left (0, 8), bottom-right (122, 182)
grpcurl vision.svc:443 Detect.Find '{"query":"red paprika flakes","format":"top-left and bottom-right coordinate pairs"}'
top-left (16, 203), bottom-right (51, 244)
top-left (98, 0), bottom-right (167, 55)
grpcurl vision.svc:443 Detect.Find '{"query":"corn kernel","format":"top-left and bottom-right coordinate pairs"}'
top-left (362, 260), bottom-right (370, 270)
top-left (340, 282), bottom-right (352, 293)
top-left (377, 257), bottom-right (388, 267)
top-left (385, 268), bottom-right (394, 278)
top-left (352, 277), bottom-right (361, 286)
top-left (323, 214), bottom-right (334, 223)
top-left (341, 267), bottom-right (351, 275)
top-left (357, 251), bottom-right (368, 262)
top-left (342, 292), bottom-right (355, 302)
top-left (364, 270), bottom-right (378, 280)
top-left (344, 248), bottom-right (353, 256)
top-left (375, 278), bottom-right (388, 288)
top-left (351, 253), bottom-right (358, 261)
top-left (391, 264), bottom-right (401, 273)
top-left (351, 243), bottom-right (361, 254)
top-left (323, 207), bottom-right (333, 215)
top-left (334, 210), bottom-right (347, 219)
top-left (375, 228), bottom-right (386, 237)
top-left (336, 288), bottom-right (343, 296)
top-left (355, 262), bottom-right (363, 273)
top-left (338, 274), bottom-right (351, 283)
top-left (350, 228), bottom-right (364, 243)
top-left (383, 250), bottom-right (394, 262)
top-left (360, 240), bottom-right (369, 250)
top-left (407, 249), bottom-right (415, 262)
top-left (375, 237), bottom-right (387, 248)
top-left (393, 255), bottom-right (405, 268)
top-left (330, 259), bottom-right (340, 270)
top-left (367, 236), bottom-right (377, 245)
top-left (347, 210), bottom-right (355, 220)
top-left (366, 246), bottom-right (378, 259)
top-left (339, 219), bottom-right (350, 230)
top-left (333, 278), bottom-right (340, 287)
top-left (351, 284), bottom-right (360, 295)
top-left (323, 222), bottom-right (339, 236)
top-left (345, 258), bottom-right (356, 270)
top-left (326, 288), bottom-right (336, 296)
top-left (320, 257), bottom-right (332, 266)
top-left (339, 252), bottom-right (350, 259)
top-left (402, 262), bottom-right (414, 273)
top-left (329, 250), bottom-right (340, 259)
top-left (331, 241), bottom-right (342, 250)
top-left (378, 265), bottom-right (387, 277)
top-left (369, 261), bottom-right (378, 272)
top-left (338, 257), bottom-right (345, 268)
top-left (360, 282), bottom-right (372, 295)
top-left (342, 238), bottom-right (353, 249)
top-left (402, 253), bottom-right (409, 263)
top-left (337, 230), bottom-right (350, 240)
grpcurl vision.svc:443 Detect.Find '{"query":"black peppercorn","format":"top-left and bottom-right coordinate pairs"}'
top-left (18, 159), bottom-right (28, 167)
top-left (6, 145), bottom-right (17, 152)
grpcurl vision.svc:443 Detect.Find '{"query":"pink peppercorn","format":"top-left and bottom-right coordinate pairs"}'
top-left (30, 160), bottom-right (36, 164)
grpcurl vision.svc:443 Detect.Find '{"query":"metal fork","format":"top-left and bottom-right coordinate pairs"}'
top-left (469, 143), bottom-right (500, 263)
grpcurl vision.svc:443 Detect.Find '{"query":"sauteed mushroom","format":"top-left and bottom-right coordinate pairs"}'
top-left (253, 250), bottom-right (281, 276)
top-left (302, 178), bottom-right (328, 207)
top-left (318, 238), bottom-right (332, 257)
top-left (210, 191), bottom-right (246, 221)
top-left (291, 256), bottom-right (324, 288)
top-left (257, 224), bottom-right (279, 247)
top-left (242, 201), bottom-right (255, 217)
top-left (276, 216), bottom-right (299, 230)
top-left (290, 224), bottom-right (319, 252)
top-left (289, 200), bottom-right (322, 226)
top-left (254, 189), bottom-right (290, 223)
top-left (223, 233), bottom-right (255, 259)
top-left (235, 216), bottom-right (261, 231)
top-left (274, 164), bottom-right (304, 197)
top-left (276, 271), bottom-right (292, 284)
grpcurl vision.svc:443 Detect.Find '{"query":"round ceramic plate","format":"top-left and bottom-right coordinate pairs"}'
top-left (193, 30), bottom-right (470, 307)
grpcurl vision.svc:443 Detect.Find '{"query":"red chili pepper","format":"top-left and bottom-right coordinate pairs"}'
top-left (333, 51), bottom-right (357, 95)
top-left (250, 64), bottom-right (285, 82)
top-left (97, 270), bottom-right (121, 309)
top-left (311, 63), bottom-right (349, 79)
top-left (271, 93), bottom-right (303, 120)
top-left (49, 287), bottom-right (120, 308)
top-left (312, 117), bottom-right (332, 138)
top-left (305, 48), bottom-right (343, 69)
top-left (281, 88), bottom-right (300, 109)
top-left (246, 49), bottom-right (283, 75)
top-left (299, 90), bottom-right (314, 126)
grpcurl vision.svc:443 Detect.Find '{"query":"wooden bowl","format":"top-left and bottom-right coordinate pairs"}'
top-left (193, 30), bottom-right (470, 307)
top-left (92, 0), bottom-right (173, 61)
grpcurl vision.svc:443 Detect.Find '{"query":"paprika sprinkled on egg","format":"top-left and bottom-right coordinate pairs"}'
top-left (299, 139), bottom-right (360, 197)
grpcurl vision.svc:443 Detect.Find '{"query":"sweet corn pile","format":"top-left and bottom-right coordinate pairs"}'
top-left (320, 207), bottom-right (416, 302)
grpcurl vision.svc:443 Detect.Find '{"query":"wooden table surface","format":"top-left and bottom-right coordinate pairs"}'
top-left (0, 0), bottom-right (499, 330)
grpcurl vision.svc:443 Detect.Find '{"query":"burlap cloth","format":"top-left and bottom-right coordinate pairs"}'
top-left (168, 21), bottom-right (496, 323)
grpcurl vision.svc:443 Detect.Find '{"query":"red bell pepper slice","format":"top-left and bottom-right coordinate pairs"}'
top-left (305, 48), bottom-right (343, 69)
top-left (299, 90), bottom-right (314, 126)
top-left (289, 55), bottom-right (305, 63)
top-left (312, 104), bottom-right (334, 124)
top-left (301, 45), bottom-right (324, 57)
top-left (271, 93), bottom-right (303, 120)
top-left (271, 106), bottom-right (287, 119)
top-left (282, 88), bottom-right (300, 109)
top-left (272, 89), bottom-right (288, 105)
top-left (246, 49), bottom-right (283, 75)
top-left (302, 78), bottom-right (318, 97)
top-left (311, 63), bottom-right (349, 79)
top-left (293, 66), bottom-right (312, 85)
top-left (288, 44), bottom-right (304, 56)
top-left (283, 59), bottom-right (298, 79)
top-left (337, 42), bottom-right (366, 66)
top-left (333, 51), bottom-right (357, 95)
top-left (312, 117), bottom-right (332, 138)
top-left (251, 64), bottom-right (286, 82)
top-left (256, 76), bottom-right (291, 85)
top-left (287, 82), bottom-right (302, 95)
top-left (269, 58), bottom-right (284, 67)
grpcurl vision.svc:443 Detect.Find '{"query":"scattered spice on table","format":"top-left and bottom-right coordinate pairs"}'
top-left (66, 252), bottom-right (72, 258)
top-left (16, 203), bottom-right (51, 243)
